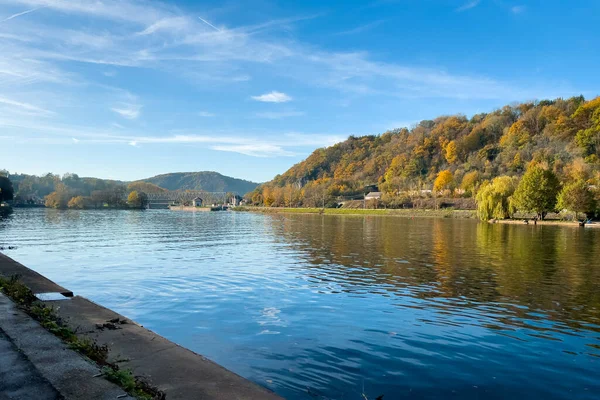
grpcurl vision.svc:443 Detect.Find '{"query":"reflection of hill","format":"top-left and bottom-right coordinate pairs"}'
top-left (267, 214), bottom-right (600, 331)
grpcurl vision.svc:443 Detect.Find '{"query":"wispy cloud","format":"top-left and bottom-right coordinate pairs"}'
top-left (0, 0), bottom-right (538, 101)
top-left (137, 16), bottom-right (189, 36)
top-left (0, 96), bottom-right (53, 116)
top-left (211, 144), bottom-right (293, 157)
top-left (255, 111), bottom-right (304, 119)
top-left (456, 0), bottom-right (480, 12)
top-left (511, 5), bottom-right (526, 14)
top-left (111, 103), bottom-right (142, 119)
top-left (335, 20), bottom-right (385, 35)
top-left (1, 6), bottom-right (44, 22)
top-left (198, 16), bottom-right (221, 32)
top-left (251, 91), bottom-right (292, 103)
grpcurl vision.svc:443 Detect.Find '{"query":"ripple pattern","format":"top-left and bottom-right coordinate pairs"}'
top-left (1, 209), bottom-right (600, 399)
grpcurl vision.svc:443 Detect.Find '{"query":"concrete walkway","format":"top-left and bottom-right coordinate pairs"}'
top-left (0, 328), bottom-right (62, 400)
top-left (0, 293), bottom-right (132, 400)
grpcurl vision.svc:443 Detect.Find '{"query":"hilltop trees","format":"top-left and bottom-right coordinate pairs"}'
top-left (512, 165), bottom-right (560, 220)
top-left (249, 96), bottom-right (600, 210)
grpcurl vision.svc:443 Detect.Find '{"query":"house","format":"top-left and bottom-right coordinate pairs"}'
top-left (365, 192), bottom-right (382, 200)
top-left (192, 197), bottom-right (203, 207)
top-left (229, 194), bottom-right (243, 207)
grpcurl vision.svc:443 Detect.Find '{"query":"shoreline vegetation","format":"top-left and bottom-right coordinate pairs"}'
top-left (233, 206), bottom-right (477, 218)
top-left (245, 96), bottom-right (600, 224)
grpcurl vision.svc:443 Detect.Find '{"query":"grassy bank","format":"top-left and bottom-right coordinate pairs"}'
top-left (492, 219), bottom-right (599, 228)
top-left (233, 206), bottom-right (477, 219)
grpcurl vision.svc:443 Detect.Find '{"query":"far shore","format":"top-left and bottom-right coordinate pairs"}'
top-left (233, 206), bottom-right (477, 218)
top-left (234, 207), bottom-right (599, 228)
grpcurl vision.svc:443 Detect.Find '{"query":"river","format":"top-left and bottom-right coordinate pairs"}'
top-left (1, 209), bottom-right (599, 399)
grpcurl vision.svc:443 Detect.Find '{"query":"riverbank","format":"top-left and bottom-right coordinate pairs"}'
top-left (233, 206), bottom-right (477, 218)
top-left (491, 219), bottom-right (600, 228)
top-left (0, 253), bottom-right (282, 400)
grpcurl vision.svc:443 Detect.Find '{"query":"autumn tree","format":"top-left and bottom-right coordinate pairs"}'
top-left (127, 191), bottom-right (148, 209)
top-left (475, 176), bottom-right (517, 221)
top-left (444, 140), bottom-right (458, 163)
top-left (67, 196), bottom-right (87, 209)
top-left (433, 170), bottom-right (455, 193)
top-left (460, 171), bottom-right (480, 197)
top-left (511, 164), bottom-right (560, 219)
top-left (45, 183), bottom-right (70, 209)
top-left (556, 180), bottom-right (596, 220)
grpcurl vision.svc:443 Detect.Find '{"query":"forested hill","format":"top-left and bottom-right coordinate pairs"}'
top-left (141, 172), bottom-right (258, 194)
top-left (249, 96), bottom-right (600, 207)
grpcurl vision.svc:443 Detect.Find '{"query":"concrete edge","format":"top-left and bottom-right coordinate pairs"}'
top-left (0, 253), bottom-right (284, 400)
top-left (0, 253), bottom-right (73, 297)
top-left (0, 293), bottom-right (132, 400)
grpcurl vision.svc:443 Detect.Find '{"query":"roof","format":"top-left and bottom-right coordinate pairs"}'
top-left (193, 197), bottom-right (203, 200)
top-left (365, 192), bottom-right (382, 197)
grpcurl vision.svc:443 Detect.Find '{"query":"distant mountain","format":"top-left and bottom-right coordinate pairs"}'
top-left (141, 172), bottom-right (259, 194)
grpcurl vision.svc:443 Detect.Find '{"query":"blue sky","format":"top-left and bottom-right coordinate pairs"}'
top-left (1, 0), bottom-right (599, 183)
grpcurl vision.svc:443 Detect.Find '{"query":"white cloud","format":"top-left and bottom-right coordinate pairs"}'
top-left (335, 20), bottom-right (385, 35)
top-left (111, 103), bottom-right (142, 119)
top-left (72, 137), bottom-right (79, 143)
top-left (456, 0), bottom-right (480, 12)
top-left (198, 111), bottom-right (215, 117)
top-left (129, 140), bottom-right (138, 146)
top-left (137, 16), bottom-right (189, 36)
top-left (211, 144), bottom-right (294, 157)
top-left (0, 96), bottom-right (53, 115)
top-left (0, 0), bottom-right (544, 101)
top-left (251, 91), bottom-right (292, 103)
top-left (1, 6), bottom-right (44, 22)
top-left (255, 111), bottom-right (304, 119)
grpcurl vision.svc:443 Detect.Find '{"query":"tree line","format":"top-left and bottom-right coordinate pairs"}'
top-left (1, 172), bottom-right (166, 210)
top-left (247, 96), bottom-right (600, 220)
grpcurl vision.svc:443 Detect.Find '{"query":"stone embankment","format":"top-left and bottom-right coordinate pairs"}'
top-left (0, 253), bottom-right (282, 400)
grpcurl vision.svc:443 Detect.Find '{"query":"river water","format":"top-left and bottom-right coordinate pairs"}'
top-left (1, 209), bottom-right (599, 399)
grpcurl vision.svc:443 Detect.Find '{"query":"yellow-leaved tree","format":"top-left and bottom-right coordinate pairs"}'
top-left (433, 170), bottom-right (455, 193)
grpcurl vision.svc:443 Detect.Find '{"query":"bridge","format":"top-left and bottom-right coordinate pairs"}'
top-left (146, 191), bottom-right (229, 209)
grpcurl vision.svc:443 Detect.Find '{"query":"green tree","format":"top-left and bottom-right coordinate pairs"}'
top-left (0, 176), bottom-right (14, 202)
top-left (475, 176), bottom-right (517, 221)
top-left (556, 180), bottom-right (596, 220)
top-left (512, 165), bottom-right (560, 219)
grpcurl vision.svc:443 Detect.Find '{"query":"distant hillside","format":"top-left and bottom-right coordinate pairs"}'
top-left (141, 172), bottom-right (259, 194)
top-left (249, 96), bottom-right (600, 207)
